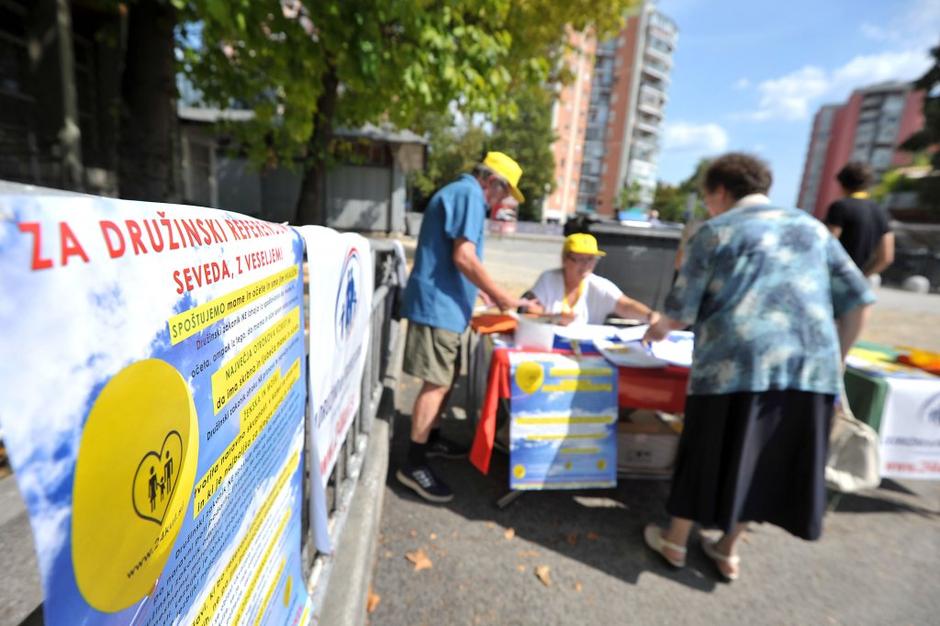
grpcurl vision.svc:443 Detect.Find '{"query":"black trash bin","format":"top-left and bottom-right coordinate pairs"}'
top-left (584, 221), bottom-right (682, 312)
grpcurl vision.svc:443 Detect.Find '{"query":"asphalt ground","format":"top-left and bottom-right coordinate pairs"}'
top-left (370, 374), bottom-right (940, 626)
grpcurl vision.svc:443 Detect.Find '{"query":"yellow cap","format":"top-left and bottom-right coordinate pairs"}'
top-left (482, 151), bottom-right (525, 203)
top-left (563, 233), bottom-right (605, 257)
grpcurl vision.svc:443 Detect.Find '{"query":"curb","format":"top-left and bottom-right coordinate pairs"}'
top-left (317, 417), bottom-right (390, 626)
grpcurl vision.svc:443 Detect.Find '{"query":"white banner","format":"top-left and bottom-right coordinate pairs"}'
top-left (880, 377), bottom-right (940, 480)
top-left (297, 226), bottom-right (373, 488)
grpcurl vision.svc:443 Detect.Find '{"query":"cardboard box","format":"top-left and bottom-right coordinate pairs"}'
top-left (617, 410), bottom-right (680, 473)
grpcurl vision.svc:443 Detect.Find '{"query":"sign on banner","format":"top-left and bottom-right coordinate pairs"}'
top-left (0, 195), bottom-right (312, 625)
top-left (508, 353), bottom-right (618, 490)
top-left (879, 377), bottom-right (940, 480)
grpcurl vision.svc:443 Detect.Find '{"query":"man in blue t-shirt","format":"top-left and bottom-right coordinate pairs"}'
top-left (397, 152), bottom-right (528, 503)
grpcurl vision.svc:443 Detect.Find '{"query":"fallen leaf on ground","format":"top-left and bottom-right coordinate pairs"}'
top-left (565, 532), bottom-right (579, 546)
top-left (384, 550), bottom-right (393, 558)
top-left (504, 528), bottom-right (515, 540)
top-left (586, 531), bottom-right (600, 541)
top-left (535, 565), bottom-right (552, 586)
top-left (517, 565), bottom-right (526, 572)
top-left (405, 548), bottom-right (433, 572)
top-left (517, 550), bottom-right (539, 558)
top-left (485, 521), bottom-right (497, 529)
top-left (574, 582), bottom-right (583, 592)
top-left (409, 529), bottom-right (417, 538)
top-left (429, 532), bottom-right (437, 540)
top-left (367, 588), bottom-right (381, 613)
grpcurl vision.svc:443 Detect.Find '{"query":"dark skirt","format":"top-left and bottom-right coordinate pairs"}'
top-left (666, 389), bottom-right (834, 541)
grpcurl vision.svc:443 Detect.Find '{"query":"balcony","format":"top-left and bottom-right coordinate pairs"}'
top-left (645, 44), bottom-right (673, 66)
top-left (638, 98), bottom-right (664, 117)
top-left (634, 119), bottom-right (661, 135)
top-left (642, 59), bottom-right (671, 81)
top-left (640, 83), bottom-right (668, 105)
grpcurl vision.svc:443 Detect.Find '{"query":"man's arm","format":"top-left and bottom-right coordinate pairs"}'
top-left (827, 224), bottom-right (843, 239)
top-left (452, 237), bottom-right (520, 311)
top-left (863, 232), bottom-right (894, 277)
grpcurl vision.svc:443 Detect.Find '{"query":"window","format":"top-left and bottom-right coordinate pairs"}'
top-left (870, 147), bottom-right (892, 170)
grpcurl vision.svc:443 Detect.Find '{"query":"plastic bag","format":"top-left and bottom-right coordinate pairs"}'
top-left (825, 388), bottom-right (881, 493)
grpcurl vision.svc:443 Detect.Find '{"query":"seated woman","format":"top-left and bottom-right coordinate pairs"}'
top-left (524, 233), bottom-right (658, 326)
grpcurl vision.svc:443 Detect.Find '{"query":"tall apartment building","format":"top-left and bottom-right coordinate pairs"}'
top-left (797, 81), bottom-right (924, 218)
top-left (543, 3), bottom-right (677, 222)
top-left (543, 29), bottom-right (596, 223)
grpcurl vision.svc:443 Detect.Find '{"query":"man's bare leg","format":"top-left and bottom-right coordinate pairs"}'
top-left (411, 381), bottom-right (450, 444)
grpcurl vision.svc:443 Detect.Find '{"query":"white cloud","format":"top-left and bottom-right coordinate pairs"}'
top-left (662, 121), bottom-right (729, 153)
top-left (733, 78), bottom-right (750, 90)
top-left (832, 50), bottom-right (931, 87)
top-left (744, 49), bottom-right (932, 122)
top-left (860, 0), bottom-right (940, 48)
top-left (748, 66), bottom-right (829, 121)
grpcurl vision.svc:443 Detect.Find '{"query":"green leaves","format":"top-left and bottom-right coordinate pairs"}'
top-left (177, 0), bottom-right (638, 174)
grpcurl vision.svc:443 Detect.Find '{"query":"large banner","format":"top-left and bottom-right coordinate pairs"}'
top-left (297, 227), bottom-right (372, 551)
top-left (879, 378), bottom-right (940, 480)
top-left (0, 195), bottom-right (311, 625)
top-left (298, 226), bottom-right (373, 488)
top-left (508, 353), bottom-right (618, 490)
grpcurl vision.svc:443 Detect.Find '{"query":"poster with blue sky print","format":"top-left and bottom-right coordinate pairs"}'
top-left (508, 353), bottom-right (618, 490)
top-left (0, 194), bottom-right (312, 625)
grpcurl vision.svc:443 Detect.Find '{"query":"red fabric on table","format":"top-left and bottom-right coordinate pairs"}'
top-left (468, 346), bottom-right (534, 475)
top-left (618, 364), bottom-right (689, 414)
top-left (469, 347), bottom-right (690, 475)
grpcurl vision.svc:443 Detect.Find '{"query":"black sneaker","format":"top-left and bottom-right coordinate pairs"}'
top-left (396, 464), bottom-right (454, 503)
top-left (425, 436), bottom-right (470, 459)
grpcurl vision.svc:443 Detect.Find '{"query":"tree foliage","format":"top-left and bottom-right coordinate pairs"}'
top-left (616, 181), bottom-right (644, 211)
top-left (900, 44), bottom-right (940, 168)
top-left (489, 85), bottom-right (557, 221)
top-left (408, 112), bottom-right (488, 210)
top-left (899, 44), bottom-right (940, 211)
top-left (173, 0), bottom-right (638, 223)
top-left (652, 158), bottom-right (710, 222)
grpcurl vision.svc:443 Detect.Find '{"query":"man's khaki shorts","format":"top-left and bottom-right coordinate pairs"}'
top-left (403, 322), bottom-right (463, 387)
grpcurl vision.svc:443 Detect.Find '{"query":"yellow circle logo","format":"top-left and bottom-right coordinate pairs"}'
top-left (514, 361), bottom-right (544, 395)
top-left (71, 359), bottom-right (198, 612)
top-left (513, 464), bottom-right (527, 479)
top-left (565, 461), bottom-right (573, 470)
top-left (597, 459), bottom-right (607, 470)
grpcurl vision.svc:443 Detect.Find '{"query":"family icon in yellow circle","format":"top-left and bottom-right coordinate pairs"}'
top-left (71, 359), bottom-right (198, 613)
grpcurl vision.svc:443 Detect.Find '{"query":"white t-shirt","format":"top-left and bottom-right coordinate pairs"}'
top-left (529, 269), bottom-right (623, 325)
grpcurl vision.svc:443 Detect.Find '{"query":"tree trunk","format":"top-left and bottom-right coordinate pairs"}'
top-left (118, 0), bottom-right (180, 202)
top-left (294, 67), bottom-right (339, 226)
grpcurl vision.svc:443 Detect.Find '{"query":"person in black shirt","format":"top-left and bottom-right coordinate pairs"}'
top-left (824, 162), bottom-right (894, 277)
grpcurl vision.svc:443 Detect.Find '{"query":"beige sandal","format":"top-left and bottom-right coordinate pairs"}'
top-left (701, 537), bottom-right (740, 581)
top-left (643, 524), bottom-right (687, 568)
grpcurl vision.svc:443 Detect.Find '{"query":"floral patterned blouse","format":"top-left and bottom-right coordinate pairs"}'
top-left (665, 198), bottom-right (875, 396)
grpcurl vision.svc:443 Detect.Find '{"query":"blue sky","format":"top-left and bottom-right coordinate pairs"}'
top-left (655, 0), bottom-right (939, 206)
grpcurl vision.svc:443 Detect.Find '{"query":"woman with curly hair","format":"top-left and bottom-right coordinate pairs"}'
top-left (642, 153), bottom-right (874, 581)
